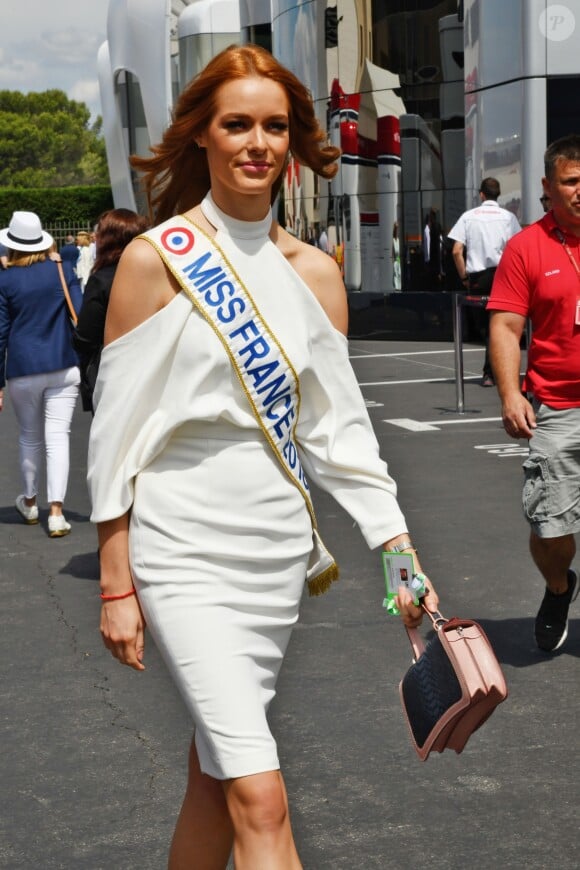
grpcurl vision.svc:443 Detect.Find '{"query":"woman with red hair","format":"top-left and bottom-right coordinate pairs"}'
top-left (88, 44), bottom-right (437, 868)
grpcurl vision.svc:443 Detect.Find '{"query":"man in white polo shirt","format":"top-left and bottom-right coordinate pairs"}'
top-left (449, 177), bottom-right (521, 386)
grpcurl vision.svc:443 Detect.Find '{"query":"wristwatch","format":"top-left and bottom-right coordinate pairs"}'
top-left (387, 539), bottom-right (416, 553)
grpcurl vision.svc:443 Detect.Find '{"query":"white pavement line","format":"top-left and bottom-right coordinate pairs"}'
top-left (432, 416), bottom-right (502, 426)
top-left (474, 442), bottom-right (523, 449)
top-left (385, 419), bottom-right (441, 431)
top-left (384, 416), bottom-right (502, 431)
top-left (360, 376), bottom-right (481, 386)
top-left (474, 443), bottom-right (529, 458)
top-left (350, 349), bottom-right (482, 360)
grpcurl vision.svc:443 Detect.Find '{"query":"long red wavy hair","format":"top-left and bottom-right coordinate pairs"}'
top-left (131, 44), bottom-right (340, 222)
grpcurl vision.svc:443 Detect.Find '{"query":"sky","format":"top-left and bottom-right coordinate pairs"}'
top-left (0, 1), bottom-right (109, 121)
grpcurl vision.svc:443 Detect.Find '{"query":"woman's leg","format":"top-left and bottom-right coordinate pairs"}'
top-left (168, 737), bottom-right (234, 870)
top-left (44, 368), bottom-right (79, 514)
top-left (7, 373), bottom-right (45, 501)
top-left (222, 769), bottom-right (302, 870)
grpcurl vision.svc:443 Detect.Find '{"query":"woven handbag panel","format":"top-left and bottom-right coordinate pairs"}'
top-left (400, 634), bottom-right (464, 748)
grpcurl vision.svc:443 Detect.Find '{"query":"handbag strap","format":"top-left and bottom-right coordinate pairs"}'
top-left (405, 604), bottom-right (447, 661)
top-left (56, 260), bottom-right (78, 326)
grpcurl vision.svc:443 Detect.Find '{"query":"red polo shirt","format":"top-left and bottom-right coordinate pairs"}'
top-left (487, 213), bottom-right (580, 408)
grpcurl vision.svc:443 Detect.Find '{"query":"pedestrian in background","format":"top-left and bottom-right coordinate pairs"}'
top-left (392, 221), bottom-right (401, 290)
top-left (75, 230), bottom-right (94, 290)
top-left (449, 177), bottom-right (520, 386)
top-left (317, 224), bottom-right (329, 252)
top-left (423, 207), bottom-right (443, 288)
top-left (59, 233), bottom-right (80, 268)
top-left (0, 211), bottom-right (82, 537)
top-left (88, 227), bottom-right (97, 263)
top-left (488, 134), bottom-right (580, 652)
top-left (73, 208), bottom-right (149, 413)
top-left (88, 44), bottom-right (438, 869)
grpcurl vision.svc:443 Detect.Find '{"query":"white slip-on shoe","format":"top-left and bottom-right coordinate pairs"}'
top-left (48, 514), bottom-right (71, 538)
top-left (15, 495), bottom-right (39, 524)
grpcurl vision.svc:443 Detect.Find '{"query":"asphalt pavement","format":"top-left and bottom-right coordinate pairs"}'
top-left (1, 339), bottom-right (578, 869)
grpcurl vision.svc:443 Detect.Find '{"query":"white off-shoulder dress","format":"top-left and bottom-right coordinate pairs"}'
top-left (88, 194), bottom-right (408, 780)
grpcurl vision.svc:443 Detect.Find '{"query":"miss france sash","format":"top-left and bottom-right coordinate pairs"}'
top-left (141, 216), bottom-right (339, 595)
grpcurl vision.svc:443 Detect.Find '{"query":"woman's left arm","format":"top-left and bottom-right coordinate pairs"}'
top-left (0, 285), bottom-right (10, 408)
top-left (64, 262), bottom-right (83, 317)
top-left (292, 241), bottom-right (439, 627)
top-left (56, 259), bottom-right (83, 325)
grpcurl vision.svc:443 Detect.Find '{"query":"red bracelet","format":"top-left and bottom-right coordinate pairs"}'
top-left (100, 588), bottom-right (136, 601)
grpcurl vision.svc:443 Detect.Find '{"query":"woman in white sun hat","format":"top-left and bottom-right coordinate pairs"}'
top-left (0, 210), bottom-right (82, 537)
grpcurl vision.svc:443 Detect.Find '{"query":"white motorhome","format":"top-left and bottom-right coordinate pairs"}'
top-left (98, 0), bottom-right (580, 295)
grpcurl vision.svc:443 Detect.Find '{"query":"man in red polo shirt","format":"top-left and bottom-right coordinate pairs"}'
top-left (488, 134), bottom-right (580, 652)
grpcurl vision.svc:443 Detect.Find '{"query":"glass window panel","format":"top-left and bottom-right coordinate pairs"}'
top-left (547, 76), bottom-right (580, 144)
top-left (480, 81), bottom-right (522, 221)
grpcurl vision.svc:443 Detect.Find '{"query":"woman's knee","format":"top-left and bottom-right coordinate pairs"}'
top-left (224, 771), bottom-right (288, 835)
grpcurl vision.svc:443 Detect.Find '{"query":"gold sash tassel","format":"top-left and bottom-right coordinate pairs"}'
top-left (307, 562), bottom-right (340, 596)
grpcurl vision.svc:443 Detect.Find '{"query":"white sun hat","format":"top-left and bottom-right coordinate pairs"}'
top-left (0, 211), bottom-right (54, 252)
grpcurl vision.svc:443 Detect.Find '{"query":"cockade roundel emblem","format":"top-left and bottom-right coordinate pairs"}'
top-left (161, 227), bottom-right (195, 255)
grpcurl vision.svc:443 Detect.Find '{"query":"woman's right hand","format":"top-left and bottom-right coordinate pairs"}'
top-left (100, 593), bottom-right (146, 671)
top-left (97, 514), bottom-right (145, 670)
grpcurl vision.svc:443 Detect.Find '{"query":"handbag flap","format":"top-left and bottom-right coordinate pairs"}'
top-left (399, 632), bottom-right (471, 759)
top-left (442, 619), bottom-right (508, 698)
top-left (443, 619), bottom-right (508, 753)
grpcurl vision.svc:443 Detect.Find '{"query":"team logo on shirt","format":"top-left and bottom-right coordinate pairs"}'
top-left (160, 227), bottom-right (195, 255)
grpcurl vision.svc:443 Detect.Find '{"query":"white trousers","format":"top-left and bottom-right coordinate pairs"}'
top-left (8, 367), bottom-right (80, 503)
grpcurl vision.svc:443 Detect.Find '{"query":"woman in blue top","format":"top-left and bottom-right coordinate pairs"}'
top-left (0, 211), bottom-right (82, 537)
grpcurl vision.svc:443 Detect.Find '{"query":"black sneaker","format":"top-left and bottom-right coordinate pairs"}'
top-left (535, 569), bottom-right (579, 652)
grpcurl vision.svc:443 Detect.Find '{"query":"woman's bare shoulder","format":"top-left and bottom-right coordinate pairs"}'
top-left (104, 237), bottom-right (180, 344)
top-left (273, 225), bottom-right (348, 334)
top-left (118, 235), bottom-right (161, 266)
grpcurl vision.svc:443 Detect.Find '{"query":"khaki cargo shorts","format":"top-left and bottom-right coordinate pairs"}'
top-left (522, 401), bottom-right (580, 538)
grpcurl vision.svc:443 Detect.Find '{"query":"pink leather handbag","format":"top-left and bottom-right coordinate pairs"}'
top-left (399, 607), bottom-right (508, 761)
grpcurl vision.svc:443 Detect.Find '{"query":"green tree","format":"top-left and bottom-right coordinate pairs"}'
top-left (0, 89), bottom-right (109, 188)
